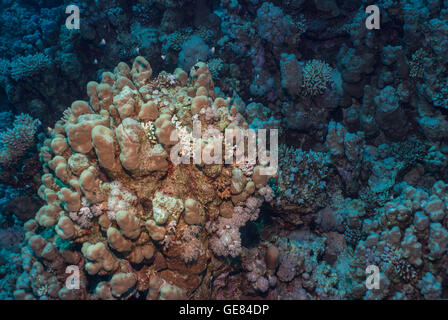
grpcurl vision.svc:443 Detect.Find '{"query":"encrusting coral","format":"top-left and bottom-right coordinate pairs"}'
top-left (14, 56), bottom-right (274, 300)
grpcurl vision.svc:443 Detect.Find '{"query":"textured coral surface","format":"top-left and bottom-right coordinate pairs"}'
top-left (2, 0), bottom-right (448, 301)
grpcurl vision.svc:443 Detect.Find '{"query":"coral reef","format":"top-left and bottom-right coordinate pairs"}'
top-left (2, 0), bottom-right (448, 301)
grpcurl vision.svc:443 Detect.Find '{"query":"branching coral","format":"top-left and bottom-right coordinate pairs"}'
top-left (9, 53), bottom-right (52, 81)
top-left (409, 48), bottom-right (429, 79)
top-left (0, 113), bottom-right (41, 168)
top-left (273, 144), bottom-right (330, 215)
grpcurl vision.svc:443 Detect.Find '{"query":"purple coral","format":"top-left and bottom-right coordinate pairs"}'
top-left (301, 59), bottom-right (334, 96)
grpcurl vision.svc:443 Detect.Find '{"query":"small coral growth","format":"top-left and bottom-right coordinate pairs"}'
top-left (0, 113), bottom-right (40, 168)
